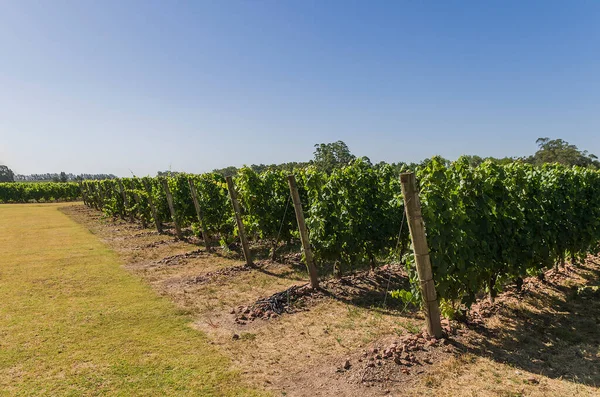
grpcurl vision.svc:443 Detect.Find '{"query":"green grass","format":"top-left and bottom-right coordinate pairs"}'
top-left (0, 204), bottom-right (265, 396)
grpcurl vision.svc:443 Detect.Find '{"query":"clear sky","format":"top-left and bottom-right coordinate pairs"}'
top-left (1, 1), bottom-right (599, 176)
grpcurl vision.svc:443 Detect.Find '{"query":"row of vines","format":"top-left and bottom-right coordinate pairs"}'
top-left (74, 158), bottom-right (600, 309)
top-left (81, 159), bottom-right (407, 275)
top-left (0, 182), bottom-right (80, 203)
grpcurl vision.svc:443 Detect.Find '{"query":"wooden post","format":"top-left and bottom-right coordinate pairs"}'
top-left (225, 176), bottom-right (253, 266)
top-left (287, 175), bottom-right (319, 289)
top-left (188, 178), bottom-right (211, 251)
top-left (143, 179), bottom-right (162, 233)
top-left (161, 178), bottom-right (183, 239)
top-left (400, 172), bottom-right (443, 338)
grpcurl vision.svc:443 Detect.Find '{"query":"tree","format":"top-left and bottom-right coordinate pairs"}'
top-left (59, 171), bottom-right (68, 183)
top-left (529, 138), bottom-right (600, 168)
top-left (212, 166), bottom-right (239, 177)
top-left (157, 170), bottom-right (181, 177)
top-left (462, 155), bottom-right (516, 167)
top-left (312, 140), bottom-right (356, 173)
top-left (0, 165), bottom-right (15, 182)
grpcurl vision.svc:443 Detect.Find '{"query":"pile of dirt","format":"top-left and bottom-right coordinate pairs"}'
top-left (233, 284), bottom-right (325, 324)
top-left (340, 331), bottom-right (458, 388)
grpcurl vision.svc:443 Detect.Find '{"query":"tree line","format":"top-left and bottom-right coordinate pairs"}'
top-left (208, 137), bottom-right (600, 177)
top-left (0, 168), bottom-right (116, 183)
top-left (2, 137), bottom-right (598, 183)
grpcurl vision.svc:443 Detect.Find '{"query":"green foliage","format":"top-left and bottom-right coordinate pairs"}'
top-left (235, 167), bottom-right (295, 242)
top-left (529, 137), bottom-right (600, 168)
top-left (15, 173), bottom-right (116, 182)
top-left (304, 158), bottom-right (408, 274)
top-left (126, 177), bottom-right (153, 226)
top-left (188, 173), bottom-right (234, 239)
top-left (166, 174), bottom-right (196, 227)
top-left (312, 140), bottom-right (356, 174)
top-left (461, 155), bottom-right (517, 167)
top-left (0, 182), bottom-right (80, 203)
top-left (95, 180), bottom-right (124, 218)
top-left (389, 289), bottom-right (417, 306)
top-left (81, 153), bottom-right (600, 313)
top-left (417, 157), bottom-right (600, 306)
top-left (212, 162), bottom-right (308, 178)
top-left (439, 298), bottom-right (462, 320)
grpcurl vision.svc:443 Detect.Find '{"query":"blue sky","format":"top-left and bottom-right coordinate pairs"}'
top-left (1, 1), bottom-right (598, 176)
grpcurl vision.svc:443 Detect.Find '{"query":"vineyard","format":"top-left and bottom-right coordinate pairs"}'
top-left (3, 158), bottom-right (600, 395)
top-left (68, 157), bottom-right (600, 313)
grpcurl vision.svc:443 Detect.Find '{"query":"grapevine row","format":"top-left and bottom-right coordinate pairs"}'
top-left (0, 182), bottom-right (80, 203)
top-left (48, 158), bottom-right (600, 309)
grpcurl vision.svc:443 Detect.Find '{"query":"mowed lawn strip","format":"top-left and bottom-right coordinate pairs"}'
top-left (0, 204), bottom-right (264, 396)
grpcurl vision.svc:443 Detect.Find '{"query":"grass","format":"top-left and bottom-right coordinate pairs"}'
top-left (0, 204), bottom-right (265, 396)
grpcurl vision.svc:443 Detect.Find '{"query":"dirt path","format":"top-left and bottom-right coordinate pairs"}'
top-left (0, 204), bottom-right (264, 396)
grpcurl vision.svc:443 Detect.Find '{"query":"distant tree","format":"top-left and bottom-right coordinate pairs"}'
top-left (312, 140), bottom-right (356, 173)
top-left (529, 137), bottom-right (600, 168)
top-left (463, 155), bottom-right (485, 167)
top-left (462, 155), bottom-right (516, 167)
top-left (213, 162), bottom-right (309, 177)
top-left (157, 170), bottom-right (181, 177)
top-left (13, 172), bottom-right (115, 181)
top-left (212, 166), bottom-right (239, 177)
top-left (0, 165), bottom-right (15, 182)
top-left (59, 171), bottom-right (68, 183)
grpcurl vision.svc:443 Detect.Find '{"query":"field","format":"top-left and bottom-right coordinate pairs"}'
top-left (1, 203), bottom-right (597, 396)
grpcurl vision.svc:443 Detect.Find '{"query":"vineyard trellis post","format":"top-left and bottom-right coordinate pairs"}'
top-left (225, 176), bottom-right (253, 267)
top-left (400, 172), bottom-right (443, 338)
top-left (188, 178), bottom-right (212, 251)
top-left (287, 175), bottom-right (319, 289)
top-left (161, 178), bottom-right (183, 239)
top-left (143, 180), bottom-right (163, 233)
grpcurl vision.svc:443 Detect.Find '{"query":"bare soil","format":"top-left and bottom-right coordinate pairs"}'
top-left (62, 204), bottom-right (600, 397)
